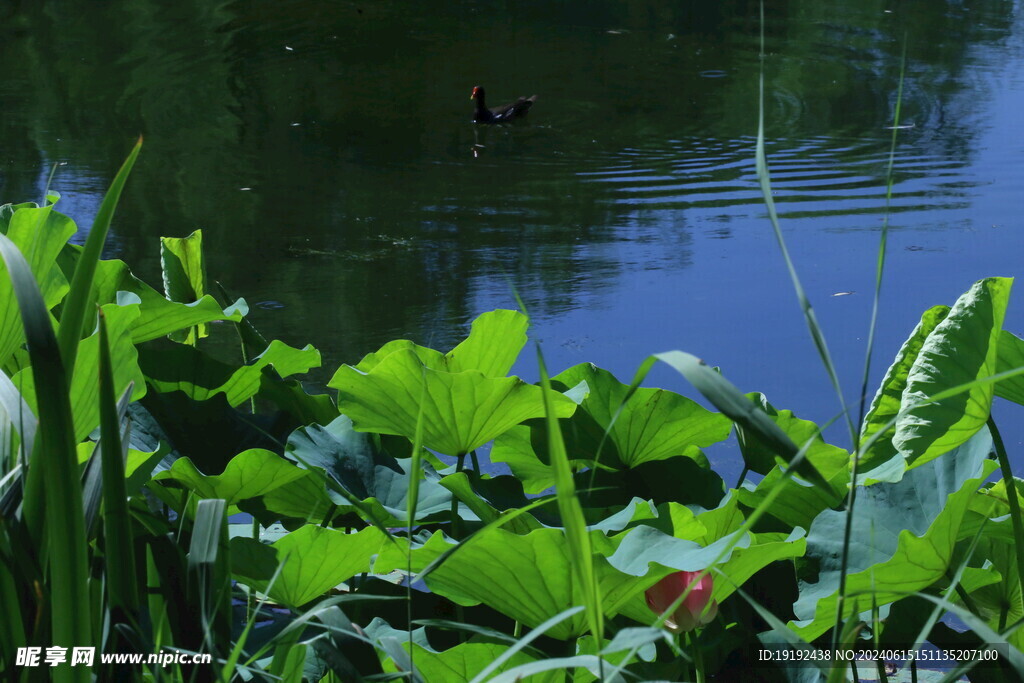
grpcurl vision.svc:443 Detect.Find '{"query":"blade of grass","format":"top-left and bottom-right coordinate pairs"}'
top-left (0, 523), bottom-right (27, 668)
top-left (983, 416), bottom-right (1024, 610)
top-left (0, 232), bottom-right (91, 682)
top-left (535, 342), bottom-right (604, 646)
top-left (838, 36), bottom-right (909, 654)
top-left (510, 286), bottom-right (603, 646)
top-left (405, 368), bottom-right (428, 676)
top-left (188, 498), bottom-right (228, 655)
top-left (98, 309), bottom-right (140, 613)
top-left (755, 3), bottom-right (856, 447)
top-left (57, 136), bottom-right (141, 378)
top-left (856, 38), bottom-right (907, 430)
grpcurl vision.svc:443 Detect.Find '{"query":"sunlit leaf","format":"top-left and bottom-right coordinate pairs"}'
top-left (331, 348), bottom-right (576, 456)
top-left (231, 525), bottom-right (385, 608)
top-left (554, 363), bottom-right (733, 468)
top-left (859, 305), bottom-right (950, 474)
top-left (893, 277), bottom-right (1012, 467)
top-left (154, 448), bottom-right (310, 507)
top-left (161, 230), bottom-right (208, 344)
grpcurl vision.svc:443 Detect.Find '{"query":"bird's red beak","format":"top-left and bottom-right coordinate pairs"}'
top-left (470, 87), bottom-right (479, 100)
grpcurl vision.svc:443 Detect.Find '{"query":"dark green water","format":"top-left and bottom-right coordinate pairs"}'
top-left (2, 0), bottom-right (1023, 474)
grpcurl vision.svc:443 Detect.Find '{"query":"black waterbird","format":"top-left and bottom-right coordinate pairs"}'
top-left (470, 86), bottom-right (537, 123)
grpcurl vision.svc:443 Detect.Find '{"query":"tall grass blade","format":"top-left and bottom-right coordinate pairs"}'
top-left (509, 283), bottom-right (604, 646)
top-left (986, 417), bottom-right (1024, 599)
top-left (856, 39), bottom-right (907, 429)
top-left (405, 369), bottom-right (428, 678)
top-left (189, 498), bottom-right (228, 655)
top-left (0, 232), bottom-right (90, 682)
top-left (0, 524), bottom-right (27, 670)
top-left (754, 5), bottom-right (855, 446)
top-left (98, 309), bottom-right (140, 613)
top-left (835, 37), bottom-right (910, 650)
top-left (57, 137), bottom-right (141, 378)
top-left (535, 344), bottom-right (604, 645)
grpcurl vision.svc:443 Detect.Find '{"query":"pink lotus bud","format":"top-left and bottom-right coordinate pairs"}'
top-left (645, 570), bottom-right (718, 632)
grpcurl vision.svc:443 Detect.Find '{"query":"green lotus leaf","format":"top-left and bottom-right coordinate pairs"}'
top-left (859, 306), bottom-right (951, 475)
top-left (444, 309), bottom-right (529, 376)
top-left (253, 373), bottom-right (339, 427)
top-left (490, 423), bottom-right (560, 493)
top-left (374, 496), bottom-right (801, 639)
top-left (373, 528), bottom-right (646, 640)
top-left (352, 309), bottom-right (528, 377)
top-left (161, 230), bottom-right (208, 344)
top-left (331, 348), bottom-right (576, 456)
top-left (140, 339), bottom-right (320, 407)
top-left (61, 250), bottom-right (246, 343)
top-left (957, 478), bottom-right (1024, 652)
top-left (893, 277), bottom-right (1011, 467)
top-left (490, 386), bottom-right (600, 493)
top-left (601, 494), bottom-right (807, 623)
top-left (791, 428), bottom-right (997, 640)
top-left (153, 448), bottom-right (310, 505)
top-left (241, 469), bottom-right (335, 525)
top-left (284, 415), bottom-right (453, 524)
top-left (952, 523), bottom-right (1024, 651)
top-left (552, 363), bottom-right (733, 468)
top-left (231, 525), bottom-right (385, 608)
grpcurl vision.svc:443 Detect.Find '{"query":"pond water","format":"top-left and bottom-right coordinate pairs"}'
top-left (1, 0), bottom-right (1023, 479)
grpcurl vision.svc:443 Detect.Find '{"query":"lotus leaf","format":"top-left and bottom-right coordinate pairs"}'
top-left (553, 363), bottom-right (733, 468)
top-left (332, 347), bottom-right (576, 456)
top-left (231, 525), bottom-right (385, 608)
top-left (893, 277), bottom-right (1012, 467)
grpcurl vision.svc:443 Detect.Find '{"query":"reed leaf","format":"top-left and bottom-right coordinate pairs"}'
top-left (0, 232), bottom-right (90, 682)
top-left (535, 345), bottom-right (604, 645)
top-left (57, 136), bottom-right (141, 379)
top-left (98, 308), bottom-right (140, 613)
